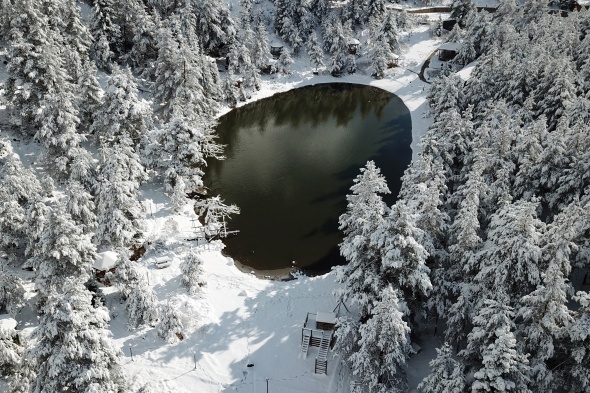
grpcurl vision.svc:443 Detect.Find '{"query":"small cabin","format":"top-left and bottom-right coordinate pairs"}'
top-left (348, 38), bottom-right (361, 55)
top-left (270, 42), bottom-right (283, 58)
top-left (93, 251), bottom-right (119, 283)
top-left (438, 42), bottom-right (461, 61)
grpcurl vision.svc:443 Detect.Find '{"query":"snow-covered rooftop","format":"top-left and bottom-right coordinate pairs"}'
top-left (93, 251), bottom-right (118, 271)
top-left (438, 42), bottom-right (462, 51)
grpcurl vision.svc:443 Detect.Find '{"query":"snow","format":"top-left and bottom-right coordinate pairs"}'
top-left (0, 315), bottom-right (17, 331)
top-left (438, 42), bottom-right (462, 51)
top-left (94, 251), bottom-right (119, 271)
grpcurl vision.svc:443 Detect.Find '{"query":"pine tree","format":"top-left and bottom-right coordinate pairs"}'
top-left (335, 161), bottom-right (390, 319)
top-left (462, 299), bottom-right (531, 393)
top-left (157, 302), bottom-right (184, 344)
top-left (92, 67), bottom-right (153, 146)
top-left (90, 0), bottom-right (121, 70)
top-left (180, 250), bottom-right (205, 295)
top-left (373, 200), bottom-right (431, 320)
top-left (277, 47), bottom-right (294, 74)
top-left (0, 321), bottom-right (22, 378)
top-left (418, 343), bottom-right (465, 393)
top-left (28, 282), bottom-right (127, 392)
top-left (126, 280), bottom-right (159, 329)
top-left (191, 0), bottom-right (236, 54)
top-left (568, 291), bottom-right (590, 392)
top-left (0, 140), bottom-right (41, 256)
top-left (306, 31), bottom-right (324, 72)
top-left (32, 202), bottom-right (96, 300)
top-left (94, 139), bottom-right (146, 249)
top-left (348, 287), bottom-right (411, 393)
top-left (66, 181), bottom-right (97, 229)
top-left (472, 199), bottom-right (544, 303)
top-left (0, 269), bottom-right (25, 317)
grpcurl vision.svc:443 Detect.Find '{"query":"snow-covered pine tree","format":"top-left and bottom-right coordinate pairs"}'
top-left (94, 138), bottom-right (146, 249)
top-left (370, 38), bottom-right (393, 79)
top-left (77, 60), bottom-right (104, 132)
top-left (90, 0), bottom-right (121, 70)
top-left (32, 201), bottom-right (96, 301)
top-left (0, 269), bottom-right (25, 317)
top-left (0, 321), bottom-right (22, 379)
top-left (348, 286), bottom-right (411, 393)
top-left (335, 161), bottom-right (390, 319)
top-left (568, 290), bottom-right (590, 392)
top-left (462, 298), bottom-right (531, 393)
top-left (157, 301), bottom-right (184, 344)
top-left (364, 0), bottom-right (387, 26)
top-left (126, 279), bottom-right (159, 329)
top-left (65, 180), bottom-right (97, 230)
top-left (373, 200), bottom-right (432, 321)
top-left (451, 0), bottom-right (475, 26)
top-left (24, 196), bottom-right (49, 261)
top-left (154, 29), bottom-right (219, 122)
top-left (418, 343), bottom-right (465, 393)
top-left (111, 249), bottom-right (142, 300)
top-left (0, 140), bottom-right (41, 258)
top-left (306, 31), bottom-right (324, 72)
top-left (27, 282), bottom-right (127, 392)
top-left (472, 198), bottom-right (544, 304)
top-left (180, 250), bottom-right (205, 295)
top-left (191, 0), bottom-right (236, 55)
top-left (252, 14), bottom-right (272, 70)
top-left (277, 47), bottom-right (294, 74)
top-left (92, 67), bottom-right (153, 147)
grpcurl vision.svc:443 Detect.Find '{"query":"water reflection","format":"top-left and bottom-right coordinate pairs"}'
top-left (205, 83), bottom-right (412, 273)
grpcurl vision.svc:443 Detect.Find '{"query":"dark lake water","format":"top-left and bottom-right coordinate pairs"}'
top-left (205, 83), bottom-right (412, 274)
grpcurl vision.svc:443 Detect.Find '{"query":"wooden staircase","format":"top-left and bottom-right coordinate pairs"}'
top-left (314, 332), bottom-right (330, 374)
top-left (301, 331), bottom-right (311, 358)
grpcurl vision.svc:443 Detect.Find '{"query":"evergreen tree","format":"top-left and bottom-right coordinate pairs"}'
top-left (157, 302), bottom-right (184, 344)
top-left (180, 250), bottom-right (205, 295)
top-left (90, 0), bottom-right (121, 70)
top-left (28, 282), bottom-right (127, 392)
top-left (568, 291), bottom-right (590, 392)
top-left (32, 202), bottom-right (96, 300)
top-left (94, 139), bottom-right (146, 249)
top-left (126, 280), bottom-right (159, 329)
top-left (472, 199), bottom-right (544, 303)
top-left (92, 67), bottom-right (153, 146)
top-left (0, 269), bottom-right (25, 316)
top-left (348, 287), bottom-right (410, 393)
top-left (335, 161), bottom-right (390, 319)
top-left (0, 140), bottom-right (41, 257)
top-left (0, 322), bottom-right (22, 379)
top-left (462, 299), bottom-right (531, 393)
top-left (306, 31), bottom-right (324, 72)
top-left (418, 343), bottom-right (465, 393)
top-left (277, 47), bottom-right (294, 74)
top-left (191, 0), bottom-right (236, 54)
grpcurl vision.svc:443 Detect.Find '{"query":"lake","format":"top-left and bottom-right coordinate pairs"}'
top-left (205, 83), bottom-right (412, 275)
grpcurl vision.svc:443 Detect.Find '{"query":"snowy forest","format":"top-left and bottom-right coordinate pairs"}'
top-left (0, 0), bottom-right (589, 392)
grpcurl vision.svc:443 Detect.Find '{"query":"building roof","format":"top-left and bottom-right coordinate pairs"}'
top-left (94, 251), bottom-right (119, 271)
top-left (348, 38), bottom-right (361, 45)
top-left (438, 42), bottom-right (462, 51)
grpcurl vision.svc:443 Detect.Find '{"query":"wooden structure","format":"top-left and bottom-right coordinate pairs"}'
top-left (438, 42), bottom-right (461, 61)
top-left (348, 38), bottom-right (361, 55)
top-left (301, 311), bottom-right (336, 374)
top-left (93, 251), bottom-right (118, 283)
top-left (270, 42), bottom-right (283, 58)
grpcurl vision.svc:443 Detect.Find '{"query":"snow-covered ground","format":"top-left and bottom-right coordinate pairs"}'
top-left (1, 11), bottom-right (453, 393)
